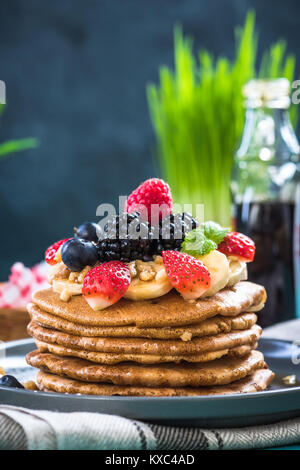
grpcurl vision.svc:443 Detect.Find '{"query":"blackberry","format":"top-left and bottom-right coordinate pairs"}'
top-left (155, 212), bottom-right (198, 254)
top-left (98, 212), bottom-right (155, 262)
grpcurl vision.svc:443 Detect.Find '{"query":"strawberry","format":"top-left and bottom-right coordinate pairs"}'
top-left (125, 178), bottom-right (173, 225)
top-left (217, 232), bottom-right (255, 262)
top-left (162, 250), bottom-right (211, 300)
top-left (82, 261), bottom-right (131, 310)
top-left (45, 239), bottom-right (70, 265)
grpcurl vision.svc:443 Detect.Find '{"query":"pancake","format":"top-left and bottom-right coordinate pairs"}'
top-left (28, 321), bottom-right (262, 357)
top-left (31, 281), bottom-right (266, 328)
top-left (37, 368), bottom-right (274, 396)
top-left (28, 303), bottom-right (257, 340)
top-left (26, 349), bottom-right (265, 387)
top-left (30, 340), bottom-right (257, 364)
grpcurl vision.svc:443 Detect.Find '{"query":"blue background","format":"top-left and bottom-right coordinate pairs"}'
top-left (0, 0), bottom-right (299, 279)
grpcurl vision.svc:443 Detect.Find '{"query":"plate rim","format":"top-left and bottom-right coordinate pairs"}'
top-left (0, 337), bottom-right (300, 403)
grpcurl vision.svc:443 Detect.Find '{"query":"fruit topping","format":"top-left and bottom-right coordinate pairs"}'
top-left (181, 228), bottom-right (217, 257)
top-left (125, 178), bottom-right (173, 224)
top-left (98, 211), bottom-right (155, 263)
top-left (201, 221), bottom-right (229, 244)
top-left (82, 261), bottom-right (131, 310)
top-left (61, 238), bottom-right (99, 272)
top-left (181, 221), bottom-right (229, 257)
top-left (162, 250), bottom-right (211, 300)
top-left (74, 222), bottom-right (103, 243)
top-left (227, 256), bottom-right (248, 286)
top-left (45, 238), bottom-right (70, 265)
top-left (124, 257), bottom-right (172, 301)
top-left (217, 232), bottom-right (255, 262)
top-left (0, 375), bottom-right (24, 389)
top-left (196, 250), bottom-right (230, 297)
top-left (156, 212), bottom-right (198, 254)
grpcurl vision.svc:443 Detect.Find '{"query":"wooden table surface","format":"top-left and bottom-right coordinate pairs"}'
top-left (0, 282), bottom-right (30, 342)
top-left (0, 308), bottom-right (30, 342)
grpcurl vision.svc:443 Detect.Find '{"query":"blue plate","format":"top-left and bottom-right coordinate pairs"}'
top-left (0, 337), bottom-right (299, 428)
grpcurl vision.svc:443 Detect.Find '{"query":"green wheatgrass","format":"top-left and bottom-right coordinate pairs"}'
top-left (147, 11), bottom-right (298, 226)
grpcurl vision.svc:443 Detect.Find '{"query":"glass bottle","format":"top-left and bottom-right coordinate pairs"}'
top-left (232, 78), bottom-right (300, 327)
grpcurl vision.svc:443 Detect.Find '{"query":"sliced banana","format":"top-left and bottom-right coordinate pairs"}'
top-left (196, 250), bottom-right (230, 298)
top-left (50, 260), bottom-right (172, 302)
top-left (50, 251), bottom-right (248, 304)
top-left (52, 279), bottom-right (82, 297)
top-left (124, 263), bottom-right (173, 301)
top-left (227, 256), bottom-right (248, 286)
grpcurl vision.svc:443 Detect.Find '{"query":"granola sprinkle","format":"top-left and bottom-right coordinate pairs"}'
top-left (282, 375), bottom-right (296, 385)
top-left (180, 331), bottom-right (193, 342)
top-left (23, 380), bottom-right (38, 391)
top-left (60, 288), bottom-right (72, 302)
top-left (69, 265), bottom-right (92, 283)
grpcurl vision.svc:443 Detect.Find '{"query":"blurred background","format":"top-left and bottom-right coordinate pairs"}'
top-left (0, 0), bottom-right (300, 280)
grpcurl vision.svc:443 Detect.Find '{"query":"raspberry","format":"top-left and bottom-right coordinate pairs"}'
top-left (125, 178), bottom-right (173, 225)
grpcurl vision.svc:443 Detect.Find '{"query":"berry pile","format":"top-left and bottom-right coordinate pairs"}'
top-left (44, 179), bottom-right (198, 270)
top-left (97, 210), bottom-right (198, 263)
top-left (155, 212), bottom-right (198, 254)
top-left (98, 212), bottom-right (155, 263)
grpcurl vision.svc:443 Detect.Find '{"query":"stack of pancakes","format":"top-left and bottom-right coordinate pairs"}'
top-left (26, 281), bottom-right (274, 396)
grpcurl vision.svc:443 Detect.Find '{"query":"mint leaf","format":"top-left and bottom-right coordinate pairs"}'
top-left (181, 229), bottom-right (217, 256)
top-left (202, 221), bottom-right (229, 244)
top-left (181, 221), bottom-right (229, 257)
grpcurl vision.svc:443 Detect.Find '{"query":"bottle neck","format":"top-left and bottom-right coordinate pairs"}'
top-left (233, 106), bottom-right (300, 204)
top-left (237, 106), bottom-right (300, 162)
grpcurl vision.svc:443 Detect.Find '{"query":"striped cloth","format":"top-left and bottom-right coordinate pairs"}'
top-left (0, 406), bottom-right (300, 450)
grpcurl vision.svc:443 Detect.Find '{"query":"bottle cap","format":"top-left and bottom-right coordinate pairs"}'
top-left (243, 78), bottom-right (290, 108)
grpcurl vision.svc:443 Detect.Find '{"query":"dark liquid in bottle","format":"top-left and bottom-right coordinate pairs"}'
top-left (235, 202), bottom-right (295, 327)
